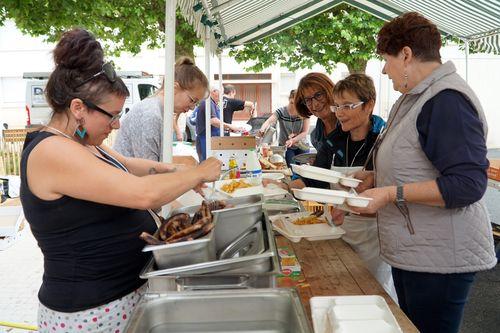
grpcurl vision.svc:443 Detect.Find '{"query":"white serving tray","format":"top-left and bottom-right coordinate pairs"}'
top-left (292, 187), bottom-right (372, 208)
top-left (310, 295), bottom-right (403, 333)
top-left (269, 212), bottom-right (345, 243)
top-left (292, 164), bottom-right (342, 184)
top-left (293, 164), bottom-right (362, 188)
top-left (215, 178), bottom-right (264, 198)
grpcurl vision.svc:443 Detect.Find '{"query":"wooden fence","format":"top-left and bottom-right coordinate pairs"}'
top-left (0, 129), bottom-right (117, 175)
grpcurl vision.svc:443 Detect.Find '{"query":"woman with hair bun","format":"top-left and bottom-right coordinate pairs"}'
top-left (114, 56), bottom-right (209, 160)
top-left (20, 28), bottom-right (221, 332)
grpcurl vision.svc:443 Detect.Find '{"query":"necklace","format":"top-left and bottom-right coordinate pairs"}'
top-left (44, 125), bottom-right (74, 140)
top-left (44, 125), bottom-right (127, 170)
top-left (345, 134), bottom-right (366, 167)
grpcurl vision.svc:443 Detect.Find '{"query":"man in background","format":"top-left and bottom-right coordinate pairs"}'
top-left (195, 88), bottom-right (240, 161)
top-left (222, 84), bottom-right (255, 136)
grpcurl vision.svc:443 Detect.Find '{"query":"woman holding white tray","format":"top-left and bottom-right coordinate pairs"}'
top-left (349, 13), bottom-right (496, 333)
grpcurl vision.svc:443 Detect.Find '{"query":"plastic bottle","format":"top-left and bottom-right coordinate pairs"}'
top-left (228, 155), bottom-right (239, 179)
top-left (246, 148), bottom-right (262, 179)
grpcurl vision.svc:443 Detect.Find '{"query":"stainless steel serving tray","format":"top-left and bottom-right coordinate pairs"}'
top-left (141, 216), bottom-right (217, 270)
top-left (141, 213), bottom-right (276, 277)
top-left (124, 288), bottom-right (313, 333)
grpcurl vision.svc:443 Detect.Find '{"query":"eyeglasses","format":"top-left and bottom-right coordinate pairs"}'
top-left (186, 91), bottom-right (200, 107)
top-left (74, 62), bottom-right (117, 89)
top-left (331, 101), bottom-right (364, 113)
top-left (82, 99), bottom-right (123, 125)
top-left (301, 91), bottom-right (326, 107)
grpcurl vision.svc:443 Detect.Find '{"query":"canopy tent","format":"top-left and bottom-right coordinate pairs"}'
top-left (178, 0), bottom-right (500, 53)
top-left (160, 0), bottom-right (500, 214)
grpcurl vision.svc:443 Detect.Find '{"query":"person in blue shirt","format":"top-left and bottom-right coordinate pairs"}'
top-left (194, 88), bottom-right (240, 161)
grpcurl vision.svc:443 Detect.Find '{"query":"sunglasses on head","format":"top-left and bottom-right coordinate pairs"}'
top-left (74, 62), bottom-right (117, 89)
top-left (81, 99), bottom-right (123, 125)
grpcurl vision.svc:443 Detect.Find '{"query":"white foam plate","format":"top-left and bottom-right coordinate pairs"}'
top-left (269, 212), bottom-right (345, 243)
top-left (293, 164), bottom-right (363, 188)
top-left (292, 187), bottom-right (372, 207)
top-left (292, 187), bottom-right (349, 205)
top-left (292, 164), bottom-right (342, 184)
top-left (215, 178), bottom-right (263, 197)
top-left (339, 176), bottom-right (362, 188)
top-left (310, 295), bottom-right (403, 333)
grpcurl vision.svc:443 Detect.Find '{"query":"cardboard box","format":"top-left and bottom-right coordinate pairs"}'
top-left (277, 246), bottom-right (301, 277)
top-left (488, 159), bottom-right (500, 181)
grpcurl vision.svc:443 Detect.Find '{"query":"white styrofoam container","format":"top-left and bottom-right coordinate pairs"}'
top-left (292, 188), bottom-right (349, 205)
top-left (0, 206), bottom-right (24, 237)
top-left (215, 178), bottom-right (263, 197)
top-left (269, 212), bottom-right (345, 243)
top-left (292, 164), bottom-right (342, 184)
top-left (292, 188), bottom-right (372, 208)
top-left (310, 295), bottom-right (403, 333)
top-left (339, 177), bottom-right (362, 188)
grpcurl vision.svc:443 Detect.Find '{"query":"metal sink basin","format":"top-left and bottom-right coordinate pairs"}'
top-left (125, 289), bottom-right (312, 333)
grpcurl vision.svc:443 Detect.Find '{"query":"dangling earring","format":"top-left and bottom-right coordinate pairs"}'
top-left (403, 70), bottom-right (409, 89)
top-left (74, 119), bottom-right (87, 140)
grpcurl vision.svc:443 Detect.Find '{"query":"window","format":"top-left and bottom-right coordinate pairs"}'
top-left (31, 86), bottom-right (48, 107)
top-left (138, 84), bottom-right (157, 100)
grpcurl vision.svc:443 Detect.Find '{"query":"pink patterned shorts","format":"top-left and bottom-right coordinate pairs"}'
top-left (37, 284), bottom-right (147, 333)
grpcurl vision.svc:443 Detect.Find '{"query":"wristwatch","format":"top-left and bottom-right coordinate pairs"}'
top-left (394, 184), bottom-right (415, 234)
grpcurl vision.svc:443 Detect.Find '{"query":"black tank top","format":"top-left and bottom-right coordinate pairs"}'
top-left (20, 131), bottom-right (156, 312)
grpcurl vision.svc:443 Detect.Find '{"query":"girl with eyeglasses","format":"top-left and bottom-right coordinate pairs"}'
top-left (114, 56), bottom-right (209, 161)
top-left (20, 29), bottom-right (221, 332)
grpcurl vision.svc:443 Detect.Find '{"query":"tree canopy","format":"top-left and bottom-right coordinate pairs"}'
top-left (0, 0), bottom-right (201, 59)
top-left (229, 4), bottom-right (384, 74)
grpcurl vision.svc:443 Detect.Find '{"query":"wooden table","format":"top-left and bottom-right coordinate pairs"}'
top-left (276, 236), bottom-right (419, 333)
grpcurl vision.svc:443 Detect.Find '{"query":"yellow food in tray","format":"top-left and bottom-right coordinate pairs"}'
top-left (292, 215), bottom-right (327, 225)
top-left (221, 179), bottom-right (253, 194)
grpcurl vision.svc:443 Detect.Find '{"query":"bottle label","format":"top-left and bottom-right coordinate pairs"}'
top-left (247, 169), bottom-right (262, 178)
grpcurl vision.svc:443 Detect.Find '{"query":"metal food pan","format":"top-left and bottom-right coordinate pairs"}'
top-left (171, 194), bottom-right (263, 216)
top-left (214, 202), bottom-right (263, 252)
top-left (140, 216), bottom-right (279, 291)
top-left (141, 251), bottom-right (279, 292)
top-left (141, 215), bottom-right (276, 279)
top-left (125, 288), bottom-right (313, 333)
top-left (141, 213), bottom-right (219, 270)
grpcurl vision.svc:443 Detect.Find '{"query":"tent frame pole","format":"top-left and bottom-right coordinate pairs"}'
top-left (218, 54), bottom-right (224, 136)
top-left (161, 0), bottom-right (176, 217)
top-left (464, 39), bottom-right (470, 83)
top-left (204, 27), bottom-right (212, 159)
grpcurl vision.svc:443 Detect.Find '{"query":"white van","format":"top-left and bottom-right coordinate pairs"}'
top-left (23, 71), bottom-right (159, 126)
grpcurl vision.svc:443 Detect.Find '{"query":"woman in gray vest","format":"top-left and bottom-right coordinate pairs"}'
top-left (350, 12), bottom-right (497, 333)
